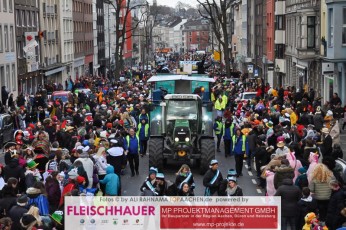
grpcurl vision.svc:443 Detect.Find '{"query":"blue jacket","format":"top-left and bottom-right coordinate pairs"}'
top-left (99, 165), bottom-right (120, 196)
top-left (139, 113), bottom-right (149, 123)
top-left (27, 194), bottom-right (49, 216)
top-left (223, 124), bottom-right (235, 140)
top-left (232, 135), bottom-right (249, 155)
top-left (124, 135), bottom-right (139, 154)
top-left (138, 123), bottom-right (150, 140)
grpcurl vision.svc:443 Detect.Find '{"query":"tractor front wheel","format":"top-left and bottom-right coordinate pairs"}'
top-left (199, 138), bottom-right (215, 175)
top-left (149, 138), bottom-right (164, 171)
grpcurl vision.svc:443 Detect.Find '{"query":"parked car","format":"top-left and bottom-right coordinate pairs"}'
top-left (51, 91), bottom-right (73, 103)
top-left (0, 114), bottom-right (13, 148)
top-left (240, 92), bottom-right (257, 101)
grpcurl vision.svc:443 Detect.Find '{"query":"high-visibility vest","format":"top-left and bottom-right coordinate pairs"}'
top-left (214, 100), bottom-right (222, 110)
top-left (126, 135), bottom-right (140, 152)
top-left (223, 123), bottom-right (234, 137)
top-left (232, 135), bottom-right (246, 151)
top-left (215, 121), bottom-right (223, 135)
top-left (139, 113), bottom-right (149, 121)
top-left (137, 123), bottom-right (149, 137)
top-left (221, 94), bottom-right (228, 109)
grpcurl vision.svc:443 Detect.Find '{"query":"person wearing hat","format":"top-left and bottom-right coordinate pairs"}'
top-left (232, 128), bottom-right (248, 177)
top-left (20, 214), bottom-right (38, 229)
top-left (219, 176), bottom-right (243, 196)
top-left (3, 142), bottom-right (17, 165)
top-left (50, 210), bottom-right (64, 229)
top-left (140, 167), bottom-right (159, 196)
top-left (24, 160), bottom-right (42, 189)
top-left (124, 128), bottom-right (140, 177)
top-left (8, 195), bottom-right (29, 230)
top-left (155, 173), bottom-right (168, 196)
top-left (99, 165), bottom-right (120, 196)
top-left (275, 140), bottom-right (289, 158)
top-left (313, 106), bottom-right (324, 132)
top-left (93, 147), bottom-right (108, 195)
top-left (218, 169), bottom-right (237, 195)
top-left (137, 117), bottom-right (150, 157)
top-left (324, 110), bottom-right (334, 129)
top-left (203, 160), bottom-right (223, 196)
top-left (74, 146), bottom-right (94, 189)
top-left (213, 116), bottom-right (223, 152)
top-left (304, 124), bottom-right (316, 140)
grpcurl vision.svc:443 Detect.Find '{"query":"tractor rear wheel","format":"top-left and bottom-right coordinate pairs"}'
top-left (149, 138), bottom-right (164, 171)
top-left (199, 138), bottom-right (215, 175)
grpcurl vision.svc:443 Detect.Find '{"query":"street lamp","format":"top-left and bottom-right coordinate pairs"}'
top-left (275, 65), bottom-right (280, 88)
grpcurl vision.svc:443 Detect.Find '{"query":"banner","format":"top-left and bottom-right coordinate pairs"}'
top-left (65, 196), bottom-right (280, 230)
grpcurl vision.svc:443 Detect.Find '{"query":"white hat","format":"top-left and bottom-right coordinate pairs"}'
top-left (83, 146), bottom-right (90, 152)
top-left (76, 146), bottom-right (84, 150)
top-left (285, 113), bottom-right (290, 118)
top-left (263, 118), bottom-right (268, 123)
top-left (327, 110), bottom-right (333, 116)
top-left (110, 139), bottom-right (118, 144)
top-left (100, 131), bottom-right (108, 138)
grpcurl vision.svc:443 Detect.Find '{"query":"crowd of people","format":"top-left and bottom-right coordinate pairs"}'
top-left (207, 79), bottom-right (346, 229)
top-left (0, 57), bottom-right (344, 229)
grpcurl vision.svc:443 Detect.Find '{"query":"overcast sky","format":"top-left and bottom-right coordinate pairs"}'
top-left (147, 0), bottom-right (200, 8)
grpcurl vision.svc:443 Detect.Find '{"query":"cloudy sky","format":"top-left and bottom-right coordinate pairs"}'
top-left (147, 0), bottom-right (200, 8)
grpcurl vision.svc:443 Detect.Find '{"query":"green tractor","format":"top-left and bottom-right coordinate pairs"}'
top-left (147, 75), bottom-right (215, 174)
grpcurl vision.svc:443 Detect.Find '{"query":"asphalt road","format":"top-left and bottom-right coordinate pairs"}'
top-left (121, 142), bottom-right (263, 196)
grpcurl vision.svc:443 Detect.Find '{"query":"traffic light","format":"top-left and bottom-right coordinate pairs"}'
top-left (39, 31), bottom-right (44, 39)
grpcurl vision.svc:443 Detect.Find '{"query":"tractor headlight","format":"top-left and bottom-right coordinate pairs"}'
top-left (156, 115), bottom-right (161, 120)
top-left (185, 137), bottom-right (190, 142)
top-left (174, 137), bottom-right (179, 142)
top-left (203, 115), bottom-right (208, 121)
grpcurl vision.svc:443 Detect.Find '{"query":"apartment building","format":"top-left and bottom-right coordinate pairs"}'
top-left (0, 0), bottom-right (17, 100)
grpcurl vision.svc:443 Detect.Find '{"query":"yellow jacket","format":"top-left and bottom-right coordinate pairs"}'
top-left (221, 95), bottom-right (228, 109)
top-left (290, 112), bottom-right (298, 126)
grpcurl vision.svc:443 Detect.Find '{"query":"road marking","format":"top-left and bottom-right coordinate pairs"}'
top-left (256, 189), bottom-right (262, 194)
top-left (248, 171), bottom-right (253, 176)
top-left (252, 179), bottom-right (257, 185)
top-left (243, 160), bottom-right (246, 163)
top-left (244, 164), bottom-right (248, 169)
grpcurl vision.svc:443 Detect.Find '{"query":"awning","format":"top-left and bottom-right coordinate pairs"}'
top-left (295, 64), bottom-right (306, 70)
top-left (45, 66), bottom-right (66, 76)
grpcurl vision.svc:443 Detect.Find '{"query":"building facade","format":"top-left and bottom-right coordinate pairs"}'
top-left (59, 0), bottom-right (74, 85)
top-left (0, 0), bottom-right (17, 100)
top-left (323, 0), bottom-right (346, 103)
top-left (247, 0), bottom-right (267, 79)
top-left (15, 0), bottom-right (40, 95)
top-left (72, 0), bottom-right (93, 79)
top-left (96, 0), bottom-right (105, 76)
top-left (39, 0), bottom-right (65, 85)
top-left (182, 19), bottom-right (209, 52)
top-left (285, 0), bottom-right (321, 93)
top-left (273, 0), bottom-right (286, 88)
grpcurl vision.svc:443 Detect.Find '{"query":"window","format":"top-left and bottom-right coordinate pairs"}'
top-left (8, 0), bottom-right (12, 12)
top-left (11, 64), bottom-right (15, 91)
top-left (5, 65), bottom-right (9, 90)
top-left (9, 26), bottom-right (13, 51)
top-left (4, 25), bottom-right (8, 52)
top-left (0, 25), bottom-right (2, 52)
top-left (307, 16), bottom-right (315, 48)
top-left (16, 41), bottom-right (20, 57)
top-left (16, 9), bottom-right (20, 26)
top-left (275, 15), bottom-right (285, 30)
top-left (343, 8), bottom-right (346, 44)
top-left (3, 0), bottom-right (6, 12)
top-left (21, 11), bottom-right (25, 26)
top-left (275, 44), bottom-right (285, 59)
top-left (31, 12), bottom-right (35, 27)
top-left (0, 67), bottom-right (4, 87)
top-left (26, 11), bottom-right (30, 27)
top-left (329, 9), bottom-right (334, 47)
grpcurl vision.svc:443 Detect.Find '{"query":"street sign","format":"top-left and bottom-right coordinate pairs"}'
top-left (247, 65), bottom-right (253, 73)
top-left (254, 69), bottom-right (259, 77)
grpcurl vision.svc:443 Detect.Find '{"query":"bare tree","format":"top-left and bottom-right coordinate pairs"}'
top-left (105, 0), bottom-right (147, 80)
top-left (197, 0), bottom-right (232, 77)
